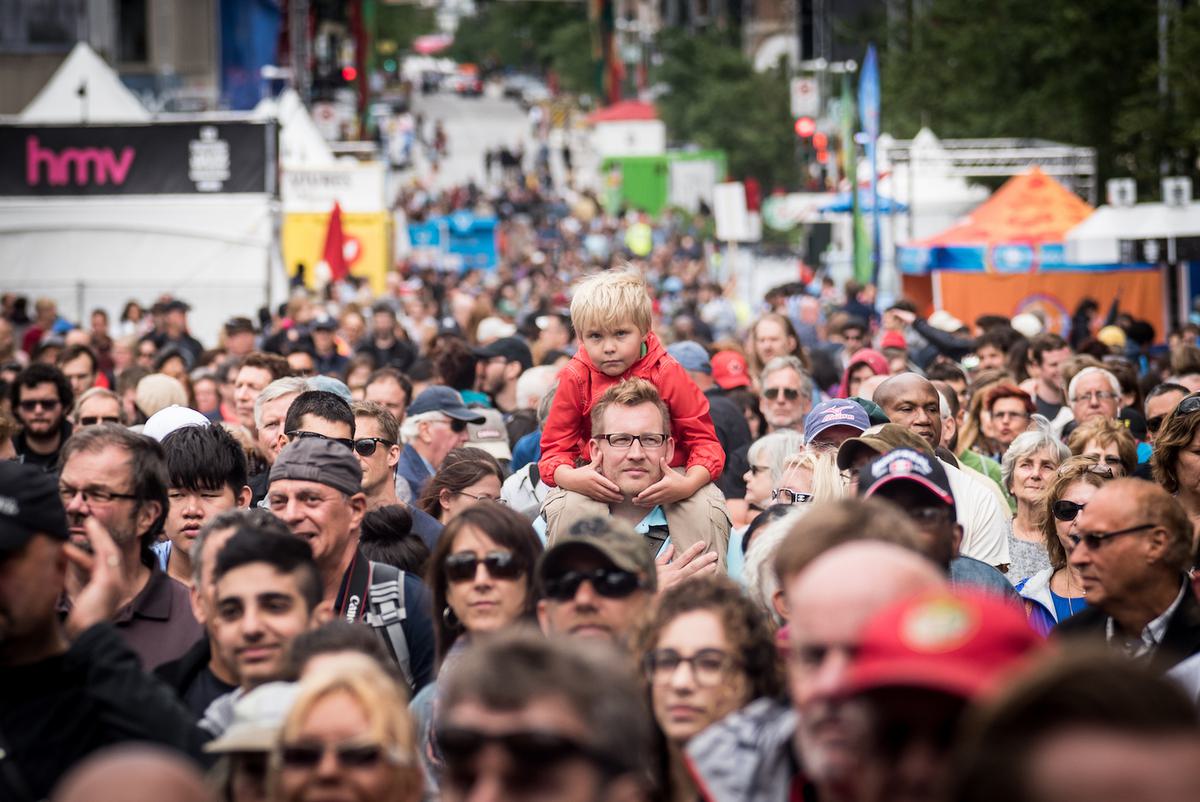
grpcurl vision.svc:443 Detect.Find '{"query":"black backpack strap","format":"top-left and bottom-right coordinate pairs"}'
top-left (364, 561), bottom-right (413, 690)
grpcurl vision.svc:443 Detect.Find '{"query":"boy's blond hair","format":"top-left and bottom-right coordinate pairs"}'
top-left (570, 269), bottom-right (653, 335)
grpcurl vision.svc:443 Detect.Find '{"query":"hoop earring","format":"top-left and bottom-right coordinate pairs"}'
top-left (443, 606), bottom-right (462, 631)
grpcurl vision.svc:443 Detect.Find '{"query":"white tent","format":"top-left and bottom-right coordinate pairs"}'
top-left (19, 42), bottom-right (150, 123)
top-left (1066, 202), bottom-right (1200, 264)
top-left (3, 43), bottom-right (283, 346)
top-left (253, 89), bottom-right (335, 168)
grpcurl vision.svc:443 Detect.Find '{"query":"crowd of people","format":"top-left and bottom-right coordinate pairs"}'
top-left (4, 215), bottom-right (1200, 802)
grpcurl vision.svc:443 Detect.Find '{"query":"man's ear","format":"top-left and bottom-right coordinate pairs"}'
top-left (664, 437), bottom-right (675, 466)
top-left (536, 599), bottom-right (552, 635)
top-left (387, 444), bottom-right (401, 469)
top-left (236, 485), bottom-right (252, 508)
top-left (347, 493), bottom-right (368, 532)
top-left (189, 583), bottom-right (206, 625)
top-left (952, 523), bottom-right (964, 556)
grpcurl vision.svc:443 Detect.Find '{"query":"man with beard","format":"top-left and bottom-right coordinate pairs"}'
top-left (57, 425), bottom-right (202, 668)
top-left (11, 363), bottom-right (73, 473)
top-left (473, 336), bottom-right (533, 414)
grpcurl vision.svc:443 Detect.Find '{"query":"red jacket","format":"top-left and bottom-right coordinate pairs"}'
top-left (539, 331), bottom-right (725, 486)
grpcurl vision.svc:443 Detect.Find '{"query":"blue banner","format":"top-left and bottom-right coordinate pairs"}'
top-left (407, 213), bottom-right (499, 271)
top-left (220, 0), bottom-right (282, 111)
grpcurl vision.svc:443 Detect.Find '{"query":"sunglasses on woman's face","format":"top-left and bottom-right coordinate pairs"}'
top-left (280, 740), bottom-right (403, 770)
top-left (444, 550), bottom-right (523, 583)
top-left (1052, 499), bottom-right (1086, 522)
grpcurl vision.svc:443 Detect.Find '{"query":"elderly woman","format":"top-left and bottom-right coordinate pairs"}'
top-left (1015, 456), bottom-right (1113, 633)
top-left (269, 653), bottom-right (422, 802)
top-left (636, 575), bottom-right (783, 802)
top-left (729, 430), bottom-right (805, 577)
top-left (1001, 429), bottom-right (1071, 583)
top-left (1152, 392), bottom-right (1200, 538)
top-left (1068, 417), bottom-right (1137, 477)
top-left (771, 449), bottom-right (846, 508)
top-left (417, 447), bottom-right (505, 524)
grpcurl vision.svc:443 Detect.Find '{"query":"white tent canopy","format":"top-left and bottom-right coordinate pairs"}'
top-left (1065, 202), bottom-right (1200, 264)
top-left (19, 42), bottom-right (150, 123)
top-left (253, 88), bottom-right (335, 167)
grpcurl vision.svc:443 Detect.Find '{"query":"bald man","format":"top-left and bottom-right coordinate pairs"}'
top-left (873, 373), bottom-right (1012, 569)
top-left (52, 745), bottom-right (212, 802)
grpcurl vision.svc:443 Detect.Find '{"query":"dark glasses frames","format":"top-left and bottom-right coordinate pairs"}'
top-left (286, 430), bottom-right (354, 450)
top-left (353, 437), bottom-right (395, 457)
top-left (1068, 522), bottom-right (1157, 552)
top-left (444, 550), bottom-right (523, 583)
top-left (771, 488), bottom-right (813, 505)
top-left (18, 399), bottom-right (60, 411)
top-left (763, 387), bottom-right (801, 402)
top-left (79, 415), bottom-right (121, 426)
top-left (436, 725), bottom-right (620, 781)
top-left (542, 568), bottom-right (642, 601)
top-left (280, 740), bottom-right (405, 769)
top-left (1052, 499), bottom-right (1086, 522)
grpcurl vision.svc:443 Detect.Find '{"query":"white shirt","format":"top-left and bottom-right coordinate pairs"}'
top-left (1106, 581), bottom-right (1189, 659)
top-left (941, 458), bottom-right (1012, 568)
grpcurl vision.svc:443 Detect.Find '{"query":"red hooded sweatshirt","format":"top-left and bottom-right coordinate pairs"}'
top-left (539, 330), bottom-right (725, 487)
top-left (836, 348), bottom-right (890, 398)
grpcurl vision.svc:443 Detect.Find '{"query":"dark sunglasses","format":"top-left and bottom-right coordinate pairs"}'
top-left (286, 430), bottom-right (354, 450)
top-left (437, 725), bottom-right (619, 781)
top-left (1052, 499), bottom-right (1086, 522)
top-left (79, 415), bottom-right (121, 426)
top-left (542, 567), bottom-right (642, 601)
top-left (280, 741), bottom-right (399, 769)
top-left (763, 387), bottom-right (801, 402)
top-left (353, 437), bottom-right (395, 457)
top-left (18, 399), bottom-right (60, 411)
top-left (436, 417), bottom-right (468, 433)
top-left (444, 550), bottom-right (523, 583)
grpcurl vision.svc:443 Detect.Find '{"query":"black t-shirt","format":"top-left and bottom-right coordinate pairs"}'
top-left (1034, 393), bottom-right (1063, 420)
top-left (181, 665), bottom-right (236, 719)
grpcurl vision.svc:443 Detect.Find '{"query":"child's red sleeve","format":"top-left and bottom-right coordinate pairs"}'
top-left (538, 371), bottom-right (587, 487)
top-left (661, 362), bottom-right (725, 482)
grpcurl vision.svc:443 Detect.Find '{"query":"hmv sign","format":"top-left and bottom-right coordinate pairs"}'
top-left (0, 122), bottom-right (276, 196)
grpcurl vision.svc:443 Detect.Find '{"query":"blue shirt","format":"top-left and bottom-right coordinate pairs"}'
top-left (1050, 588), bottom-right (1089, 623)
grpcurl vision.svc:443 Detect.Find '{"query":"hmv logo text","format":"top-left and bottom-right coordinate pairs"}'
top-left (25, 135), bottom-right (136, 186)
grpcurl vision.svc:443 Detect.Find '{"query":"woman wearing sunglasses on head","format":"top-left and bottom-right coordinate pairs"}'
top-left (417, 447), bottom-right (505, 525)
top-left (1015, 456), bottom-right (1113, 634)
top-left (1151, 392), bottom-right (1200, 540)
top-left (413, 502), bottom-right (543, 795)
top-left (635, 575), bottom-right (782, 802)
top-left (270, 653), bottom-right (422, 802)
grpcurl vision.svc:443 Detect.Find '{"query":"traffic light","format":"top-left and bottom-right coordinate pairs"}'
top-left (341, 65), bottom-right (358, 82)
top-left (813, 132), bottom-right (829, 164)
top-left (794, 116), bottom-right (817, 138)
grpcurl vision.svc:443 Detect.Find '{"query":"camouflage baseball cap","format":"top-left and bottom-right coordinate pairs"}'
top-left (537, 516), bottom-right (658, 593)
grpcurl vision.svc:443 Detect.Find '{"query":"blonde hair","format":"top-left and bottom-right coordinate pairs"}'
top-left (776, 448), bottom-right (847, 502)
top-left (273, 653), bottom-right (421, 794)
top-left (570, 269), bottom-right (652, 335)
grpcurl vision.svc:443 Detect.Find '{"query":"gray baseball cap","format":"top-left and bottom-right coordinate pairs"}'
top-left (270, 437), bottom-right (363, 496)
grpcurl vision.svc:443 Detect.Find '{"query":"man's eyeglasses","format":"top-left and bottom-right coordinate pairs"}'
top-left (18, 399), bottom-right (60, 412)
top-left (59, 484), bottom-right (137, 505)
top-left (1052, 499), bottom-right (1086, 522)
top-left (595, 432), bottom-right (667, 449)
top-left (772, 488), bottom-right (813, 505)
top-left (279, 739), bottom-right (408, 770)
top-left (286, 430), bottom-right (354, 450)
top-left (352, 437), bottom-right (395, 457)
top-left (643, 648), bottom-right (739, 687)
top-left (542, 567), bottom-right (643, 601)
top-left (437, 725), bottom-right (622, 788)
top-left (1068, 522), bottom-right (1157, 551)
top-left (444, 550), bottom-right (523, 583)
top-left (78, 415), bottom-right (121, 426)
top-left (432, 417), bottom-right (469, 433)
top-left (1071, 391), bottom-right (1120, 404)
top-left (763, 387), bottom-right (801, 402)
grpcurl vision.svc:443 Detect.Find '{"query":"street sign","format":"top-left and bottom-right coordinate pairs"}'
top-left (790, 77), bottom-right (820, 118)
top-left (714, 182), bottom-right (760, 242)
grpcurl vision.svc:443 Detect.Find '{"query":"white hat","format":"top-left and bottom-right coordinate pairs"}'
top-left (1011, 312), bottom-right (1043, 339)
top-left (927, 310), bottom-right (965, 333)
top-left (204, 682), bottom-right (299, 754)
top-left (476, 316), bottom-right (517, 344)
top-left (467, 407), bottom-right (512, 461)
top-left (142, 405), bottom-right (211, 442)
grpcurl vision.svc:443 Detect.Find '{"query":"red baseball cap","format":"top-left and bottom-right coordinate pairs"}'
top-left (841, 590), bottom-right (1043, 701)
top-left (879, 330), bottom-right (907, 350)
top-left (711, 350), bottom-right (751, 389)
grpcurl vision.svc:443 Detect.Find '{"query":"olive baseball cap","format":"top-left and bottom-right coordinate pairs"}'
top-left (270, 437), bottom-right (363, 496)
top-left (836, 423), bottom-right (933, 470)
top-left (538, 516), bottom-right (658, 592)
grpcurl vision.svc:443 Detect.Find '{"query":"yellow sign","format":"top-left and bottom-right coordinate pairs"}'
top-left (282, 211), bottom-right (392, 295)
top-left (625, 221), bottom-right (653, 257)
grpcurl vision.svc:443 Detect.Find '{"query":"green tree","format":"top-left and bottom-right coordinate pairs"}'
top-left (449, 0), bottom-right (589, 80)
top-left (376, 4), bottom-right (436, 53)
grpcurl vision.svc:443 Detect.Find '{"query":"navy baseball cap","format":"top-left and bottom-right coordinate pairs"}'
top-left (407, 386), bottom-right (486, 423)
top-left (859, 448), bottom-right (956, 514)
top-left (667, 341), bottom-right (712, 374)
top-left (0, 462), bottom-right (69, 551)
top-left (804, 399), bottom-right (870, 444)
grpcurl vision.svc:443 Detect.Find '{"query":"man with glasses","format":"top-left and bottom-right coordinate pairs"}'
top-left (58, 424), bottom-right (202, 668)
top-left (351, 400), bottom-right (442, 547)
top-left (11, 363), bottom-right (73, 473)
top-left (1144, 382), bottom-right (1189, 445)
top-left (1067, 367), bottom-right (1122, 427)
top-left (759, 356), bottom-right (812, 435)
top-left (536, 516), bottom-right (657, 645)
top-left (396, 386), bottom-right (484, 501)
top-left (542, 378), bottom-right (728, 571)
top-left (1056, 479), bottom-right (1200, 670)
top-left (436, 628), bottom-right (654, 802)
top-left (267, 437), bottom-right (434, 692)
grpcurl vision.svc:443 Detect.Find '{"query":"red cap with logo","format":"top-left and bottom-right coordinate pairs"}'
top-left (840, 590), bottom-right (1043, 700)
top-left (711, 350), bottom-right (752, 390)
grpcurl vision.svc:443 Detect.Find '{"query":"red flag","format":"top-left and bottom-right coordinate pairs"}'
top-left (322, 202), bottom-right (348, 282)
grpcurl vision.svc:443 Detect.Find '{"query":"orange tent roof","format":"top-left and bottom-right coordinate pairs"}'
top-left (586, 100), bottom-right (658, 123)
top-left (914, 167), bottom-right (1094, 247)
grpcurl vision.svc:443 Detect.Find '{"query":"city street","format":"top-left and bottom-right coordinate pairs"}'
top-left (409, 89), bottom-right (532, 189)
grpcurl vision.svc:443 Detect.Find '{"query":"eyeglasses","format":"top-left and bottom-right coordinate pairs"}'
top-left (286, 430), bottom-right (354, 450)
top-left (455, 490), bottom-right (505, 503)
top-left (353, 437), bottom-right (395, 457)
top-left (279, 740), bottom-right (408, 770)
top-left (643, 648), bottom-right (739, 687)
top-left (437, 725), bottom-right (621, 788)
top-left (1147, 414), bottom-right (1166, 434)
top-left (1071, 391), bottom-right (1120, 404)
top-left (79, 415), bottom-right (121, 426)
top-left (909, 506), bottom-right (955, 526)
top-left (1177, 395), bottom-right (1200, 415)
top-left (1056, 462), bottom-right (1114, 479)
top-left (18, 399), bottom-right (60, 412)
top-left (991, 410), bottom-right (1030, 422)
top-left (1052, 499), bottom-right (1086, 522)
top-left (59, 484), bottom-right (137, 505)
top-left (764, 387), bottom-right (801, 402)
top-left (444, 550), bottom-right (523, 583)
top-left (772, 488), bottom-right (813, 505)
top-left (595, 432), bottom-right (668, 449)
top-left (542, 567), bottom-right (643, 601)
top-left (1069, 522), bottom-right (1157, 551)
top-left (431, 417), bottom-right (469, 433)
